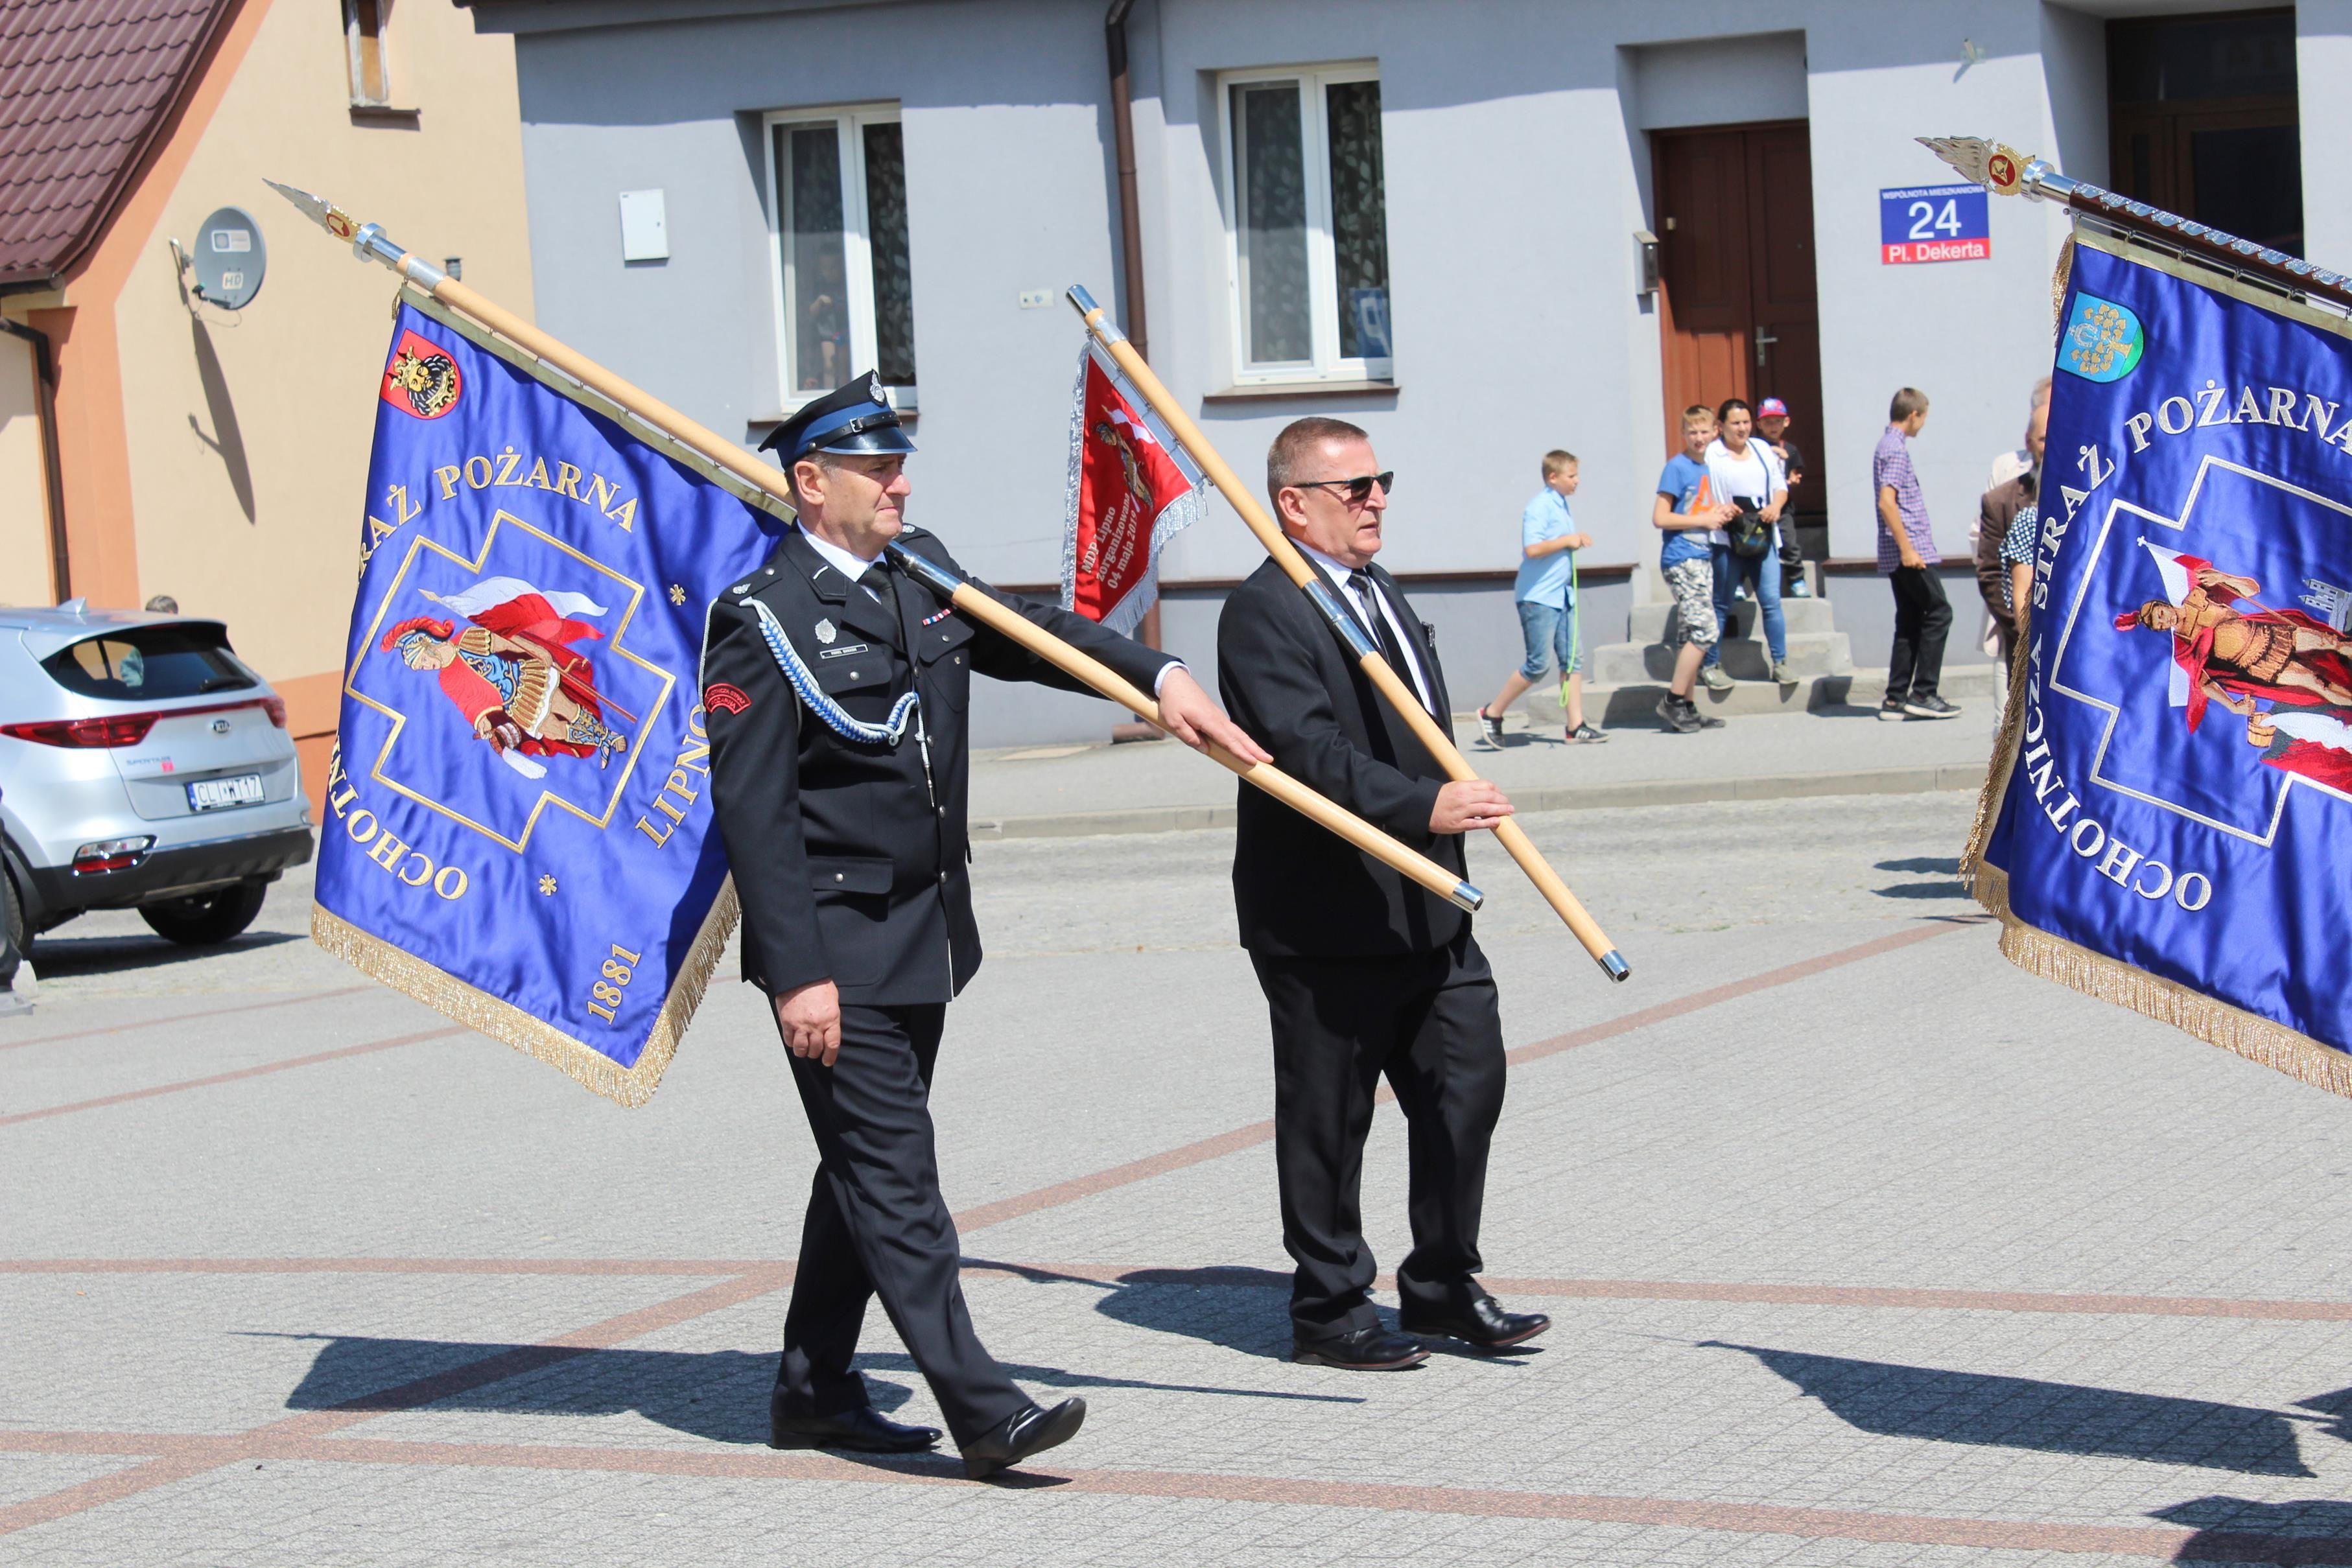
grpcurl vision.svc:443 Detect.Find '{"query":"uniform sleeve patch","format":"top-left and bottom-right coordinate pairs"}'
top-left (703, 682), bottom-right (751, 715)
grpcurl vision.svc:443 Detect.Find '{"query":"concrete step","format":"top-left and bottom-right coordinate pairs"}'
top-left (1623, 592), bottom-right (1837, 644)
top-left (1587, 631), bottom-right (1853, 686)
top-left (1516, 662), bottom-right (1999, 725)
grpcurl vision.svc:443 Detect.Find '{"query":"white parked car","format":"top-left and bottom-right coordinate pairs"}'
top-left (0, 603), bottom-right (312, 953)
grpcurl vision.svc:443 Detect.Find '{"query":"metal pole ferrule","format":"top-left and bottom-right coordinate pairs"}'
top-left (1066, 285), bottom-right (1125, 340)
top-left (1597, 950), bottom-right (1630, 983)
top-left (1302, 578), bottom-right (1378, 659)
top-left (1450, 882), bottom-right (1485, 913)
top-left (885, 541), bottom-right (963, 597)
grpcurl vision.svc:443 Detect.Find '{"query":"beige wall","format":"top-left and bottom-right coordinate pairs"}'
top-left (112, 0), bottom-right (533, 691)
top-left (0, 333), bottom-right (51, 607)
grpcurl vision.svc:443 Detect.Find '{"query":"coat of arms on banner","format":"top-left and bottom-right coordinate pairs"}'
top-left (314, 292), bottom-right (784, 1104)
top-left (1970, 230), bottom-right (2352, 1097)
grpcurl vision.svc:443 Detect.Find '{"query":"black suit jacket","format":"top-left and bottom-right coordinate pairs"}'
top-left (1217, 556), bottom-right (1468, 958)
top-left (701, 524), bottom-right (1175, 1005)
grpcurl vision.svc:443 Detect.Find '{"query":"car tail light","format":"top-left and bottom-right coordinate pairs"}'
top-left (73, 836), bottom-right (155, 874)
top-left (3, 714), bottom-right (159, 747)
top-left (0, 696), bottom-right (282, 748)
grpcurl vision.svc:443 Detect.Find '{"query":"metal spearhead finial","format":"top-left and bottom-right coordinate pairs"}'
top-left (265, 178), bottom-right (442, 285)
top-left (1916, 137), bottom-right (2032, 197)
top-left (265, 180), bottom-right (359, 242)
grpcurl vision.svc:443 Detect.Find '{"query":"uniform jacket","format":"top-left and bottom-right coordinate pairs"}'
top-left (701, 524), bottom-right (1175, 1005)
top-left (1217, 556), bottom-right (1468, 958)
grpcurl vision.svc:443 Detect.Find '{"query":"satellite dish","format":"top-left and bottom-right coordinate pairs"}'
top-left (190, 207), bottom-right (266, 310)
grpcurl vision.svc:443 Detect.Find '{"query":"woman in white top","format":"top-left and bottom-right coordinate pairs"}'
top-left (1698, 397), bottom-right (1793, 689)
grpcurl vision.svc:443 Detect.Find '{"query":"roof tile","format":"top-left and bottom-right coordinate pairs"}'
top-left (0, 0), bottom-right (231, 281)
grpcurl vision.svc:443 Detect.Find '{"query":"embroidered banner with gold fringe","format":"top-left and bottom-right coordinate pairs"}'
top-left (312, 289), bottom-right (786, 1105)
top-left (1965, 229), bottom-right (2352, 1099)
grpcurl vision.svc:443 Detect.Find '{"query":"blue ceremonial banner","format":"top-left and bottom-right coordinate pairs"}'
top-left (1970, 232), bottom-right (2352, 1097)
top-left (312, 292), bottom-right (784, 1104)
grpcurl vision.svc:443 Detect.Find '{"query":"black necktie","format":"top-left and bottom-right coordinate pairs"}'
top-left (1348, 569), bottom-right (1423, 711)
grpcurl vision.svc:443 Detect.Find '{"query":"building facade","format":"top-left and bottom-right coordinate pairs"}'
top-left (0, 0), bottom-right (534, 797)
top-left (470, 0), bottom-right (2334, 742)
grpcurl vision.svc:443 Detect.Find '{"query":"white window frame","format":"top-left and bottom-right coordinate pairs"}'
top-left (344, 0), bottom-right (392, 108)
top-left (1218, 62), bottom-right (1392, 386)
top-left (761, 103), bottom-right (917, 414)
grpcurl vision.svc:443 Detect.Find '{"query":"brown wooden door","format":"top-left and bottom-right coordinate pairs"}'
top-left (1654, 123), bottom-right (1826, 519)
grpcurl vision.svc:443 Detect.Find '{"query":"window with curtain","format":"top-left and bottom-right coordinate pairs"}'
top-left (1222, 65), bottom-right (1392, 383)
top-left (765, 105), bottom-right (918, 409)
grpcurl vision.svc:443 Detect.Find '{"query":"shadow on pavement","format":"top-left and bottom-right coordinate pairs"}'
top-left (970, 1257), bottom-right (1394, 1380)
top-left (1872, 855), bottom-right (1967, 900)
top-left (2148, 1497), bottom-right (2352, 1564)
top-left (1872, 882), bottom-right (1970, 900)
top-left (29, 931), bottom-right (304, 977)
top-left (1704, 1342), bottom-right (2316, 1477)
top-left (272, 1328), bottom-right (1353, 1444)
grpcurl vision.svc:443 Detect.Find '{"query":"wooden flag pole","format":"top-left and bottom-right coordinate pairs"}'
top-left (1067, 287), bottom-right (1629, 981)
top-left (268, 182), bottom-right (1484, 917)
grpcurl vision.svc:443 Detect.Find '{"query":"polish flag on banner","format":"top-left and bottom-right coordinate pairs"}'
top-left (1060, 344), bottom-right (1203, 635)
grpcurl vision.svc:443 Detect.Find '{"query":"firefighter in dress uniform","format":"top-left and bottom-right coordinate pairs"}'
top-left (700, 373), bottom-right (1267, 1479)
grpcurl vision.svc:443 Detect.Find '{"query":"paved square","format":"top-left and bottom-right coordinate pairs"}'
top-left (5, 790), bottom-right (2351, 1566)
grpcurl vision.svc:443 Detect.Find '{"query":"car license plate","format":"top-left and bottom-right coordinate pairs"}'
top-left (187, 773), bottom-right (264, 812)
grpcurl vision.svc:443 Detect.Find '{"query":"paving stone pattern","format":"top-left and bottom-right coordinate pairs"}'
top-left (3, 791), bottom-right (2351, 1566)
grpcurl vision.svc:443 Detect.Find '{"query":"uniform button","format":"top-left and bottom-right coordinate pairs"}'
top-left (834, 872), bottom-right (844, 882)
top-left (953, 654), bottom-right (963, 666)
top-left (937, 871), bottom-right (948, 885)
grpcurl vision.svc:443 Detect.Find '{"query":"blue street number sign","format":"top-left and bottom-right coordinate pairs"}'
top-left (1879, 184), bottom-right (1991, 265)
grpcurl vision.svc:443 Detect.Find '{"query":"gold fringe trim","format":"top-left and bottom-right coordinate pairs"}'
top-left (2052, 231), bottom-right (2076, 337)
top-left (309, 876), bottom-right (740, 1108)
top-left (1958, 609), bottom-right (2034, 888)
top-left (1971, 863), bottom-right (2352, 1100)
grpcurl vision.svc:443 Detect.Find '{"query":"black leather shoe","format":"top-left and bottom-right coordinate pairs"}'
top-left (770, 1399), bottom-right (942, 1454)
top-left (1291, 1325), bottom-right (1429, 1370)
top-left (960, 1396), bottom-right (1086, 1479)
top-left (1400, 1294), bottom-right (1551, 1351)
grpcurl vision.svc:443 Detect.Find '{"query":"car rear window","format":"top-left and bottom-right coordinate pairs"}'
top-left (41, 624), bottom-right (259, 701)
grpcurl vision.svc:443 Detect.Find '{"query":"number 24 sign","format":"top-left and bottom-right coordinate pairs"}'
top-left (1879, 183), bottom-right (1991, 265)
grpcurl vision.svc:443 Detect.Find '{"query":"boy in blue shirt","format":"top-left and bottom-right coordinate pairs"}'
top-left (1477, 451), bottom-right (1604, 745)
top-left (1652, 406), bottom-right (1736, 733)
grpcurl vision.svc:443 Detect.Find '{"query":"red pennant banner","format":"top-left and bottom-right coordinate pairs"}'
top-left (1064, 353), bottom-right (1197, 630)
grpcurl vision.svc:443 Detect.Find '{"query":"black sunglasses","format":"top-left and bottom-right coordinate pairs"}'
top-left (1295, 471), bottom-right (1394, 503)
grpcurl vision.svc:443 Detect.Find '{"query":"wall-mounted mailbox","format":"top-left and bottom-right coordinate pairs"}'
top-left (1634, 229), bottom-right (1660, 295)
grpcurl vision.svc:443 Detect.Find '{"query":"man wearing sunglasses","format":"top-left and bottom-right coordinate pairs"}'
top-left (1216, 417), bottom-right (1542, 1372)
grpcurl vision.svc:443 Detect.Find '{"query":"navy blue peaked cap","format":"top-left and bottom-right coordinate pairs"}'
top-left (759, 370), bottom-right (916, 466)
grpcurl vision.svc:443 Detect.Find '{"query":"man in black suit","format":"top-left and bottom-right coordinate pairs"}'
top-left (1217, 417), bottom-right (1548, 1371)
top-left (702, 374), bottom-right (1267, 1476)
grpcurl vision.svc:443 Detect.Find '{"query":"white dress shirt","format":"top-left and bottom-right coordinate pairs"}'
top-left (1294, 540), bottom-right (1437, 713)
top-left (794, 526), bottom-right (1184, 695)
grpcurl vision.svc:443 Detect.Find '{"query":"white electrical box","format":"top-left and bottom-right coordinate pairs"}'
top-left (618, 190), bottom-right (669, 262)
top-left (1018, 289), bottom-right (1052, 309)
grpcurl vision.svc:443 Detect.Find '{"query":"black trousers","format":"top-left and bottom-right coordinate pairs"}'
top-left (1887, 565), bottom-right (1953, 701)
top-left (775, 1001), bottom-right (1029, 1446)
top-left (1248, 935), bottom-right (1507, 1338)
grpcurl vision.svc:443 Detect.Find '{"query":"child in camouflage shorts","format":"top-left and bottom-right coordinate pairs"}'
top-left (1652, 406), bottom-right (1732, 732)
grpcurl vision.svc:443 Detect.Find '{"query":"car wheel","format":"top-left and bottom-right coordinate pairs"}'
top-left (138, 878), bottom-right (270, 946)
top-left (2, 865), bottom-right (26, 961)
